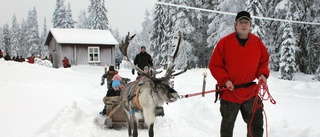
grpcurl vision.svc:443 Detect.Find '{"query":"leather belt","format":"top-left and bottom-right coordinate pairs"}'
top-left (234, 82), bottom-right (256, 89)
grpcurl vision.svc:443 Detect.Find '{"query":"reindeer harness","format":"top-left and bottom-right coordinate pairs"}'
top-left (127, 80), bottom-right (146, 111)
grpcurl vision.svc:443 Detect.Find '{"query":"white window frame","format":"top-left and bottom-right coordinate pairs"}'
top-left (88, 47), bottom-right (100, 63)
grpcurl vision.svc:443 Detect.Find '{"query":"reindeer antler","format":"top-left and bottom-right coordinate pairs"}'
top-left (158, 31), bottom-right (184, 81)
top-left (119, 31), bottom-right (186, 82)
top-left (119, 32), bottom-right (136, 57)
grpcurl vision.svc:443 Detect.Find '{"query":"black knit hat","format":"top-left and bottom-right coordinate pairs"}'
top-left (141, 46), bottom-right (146, 49)
top-left (109, 66), bottom-right (115, 71)
top-left (235, 11), bottom-right (251, 21)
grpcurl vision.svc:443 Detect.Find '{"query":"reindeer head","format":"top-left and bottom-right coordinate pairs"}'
top-left (119, 32), bottom-right (186, 103)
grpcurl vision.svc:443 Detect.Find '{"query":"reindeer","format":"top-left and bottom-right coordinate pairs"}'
top-left (118, 32), bottom-right (186, 137)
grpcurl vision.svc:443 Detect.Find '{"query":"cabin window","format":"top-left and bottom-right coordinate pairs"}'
top-left (88, 47), bottom-right (100, 62)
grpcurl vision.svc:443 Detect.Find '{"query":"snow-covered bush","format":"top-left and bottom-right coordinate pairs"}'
top-left (34, 58), bottom-right (52, 68)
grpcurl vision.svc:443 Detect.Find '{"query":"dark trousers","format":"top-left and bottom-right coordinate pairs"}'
top-left (220, 98), bottom-right (263, 137)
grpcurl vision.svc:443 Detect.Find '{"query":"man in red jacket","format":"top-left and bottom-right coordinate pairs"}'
top-left (209, 11), bottom-right (269, 137)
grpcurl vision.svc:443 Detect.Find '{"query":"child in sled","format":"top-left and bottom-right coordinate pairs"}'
top-left (99, 74), bottom-right (122, 115)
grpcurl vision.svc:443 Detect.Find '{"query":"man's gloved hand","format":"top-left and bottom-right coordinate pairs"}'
top-left (132, 69), bottom-right (135, 75)
top-left (101, 81), bottom-right (104, 85)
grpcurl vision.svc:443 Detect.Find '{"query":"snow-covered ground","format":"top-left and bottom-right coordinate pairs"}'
top-left (1, 58), bottom-right (319, 137)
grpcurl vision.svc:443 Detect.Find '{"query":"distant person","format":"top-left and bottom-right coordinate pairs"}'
top-left (4, 53), bottom-right (11, 61)
top-left (18, 56), bottom-right (25, 62)
top-left (28, 54), bottom-right (35, 64)
top-left (62, 57), bottom-right (71, 68)
top-left (115, 58), bottom-right (121, 70)
top-left (135, 66), bottom-right (150, 80)
top-left (0, 50), bottom-right (3, 58)
top-left (133, 46), bottom-right (153, 80)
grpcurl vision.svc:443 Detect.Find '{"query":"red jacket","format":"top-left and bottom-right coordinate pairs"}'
top-left (62, 58), bottom-right (69, 68)
top-left (0, 51), bottom-right (3, 58)
top-left (209, 32), bottom-right (270, 104)
top-left (28, 56), bottom-right (34, 64)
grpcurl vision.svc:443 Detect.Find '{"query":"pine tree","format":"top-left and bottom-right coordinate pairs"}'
top-left (149, 2), bottom-right (170, 68)
top-left (267, 0), bottom-right (287, 71)
top-left (39, 18), bottom-right (48, 58)
top-left (2, 24), bottom-right (10, 55)
top-left (77, 9), bottom-right (88, 29)
top-left (0, 27), bottom-right (3, 51)
top-left (188, 0), bottom-right (216, 68)
top-left (246, 0), bottom-right (266, 39)
top-left (294, 0), bottom-right (320, 74)
top-left (19, 19), bottom-right (28, 58)
top-left (26, 7), bottom-right (40, 57)
top-left (64, 3), bottom-right (76, 28)
top-left (52, 0), bottom-right (66, 28)
top-left (88, 0), bottom-right (108, 30)
top-left (207, 0), bottom-right (244, 49)
top-left (10, 14), bottom-right (20, 57)
top-left (279, 5), bottom-right (296, 81)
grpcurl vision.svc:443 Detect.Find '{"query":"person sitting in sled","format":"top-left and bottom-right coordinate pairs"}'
top-left (99, 74), bottom-right (122, 115)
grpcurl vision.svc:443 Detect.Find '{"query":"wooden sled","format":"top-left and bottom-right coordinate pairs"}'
top-left (103, 96), bottom-right (146, 128)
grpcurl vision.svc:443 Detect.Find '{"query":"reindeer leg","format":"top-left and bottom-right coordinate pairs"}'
top-left (125, 112), bottom-right (132, 137)
top-left (127, 120), bottom-right (132, 137)
top-left (148, 123), bottom-right (154, 137)
top-left (132, 116), bottom-right (138, 137)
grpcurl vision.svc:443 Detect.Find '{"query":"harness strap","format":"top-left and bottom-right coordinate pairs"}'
top-left (134, 84), bottom-right (144, 111)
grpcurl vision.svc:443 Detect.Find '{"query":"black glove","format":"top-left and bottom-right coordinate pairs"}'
top-left (132, 69), bottom-right (135, 75)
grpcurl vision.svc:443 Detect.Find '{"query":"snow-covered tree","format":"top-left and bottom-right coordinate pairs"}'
top-left (26, 7), bottom-right (40, 57)
top-left (207, 0), bottom-right (244, 49)
top-left (149, 2), bottom-right (171, 68)
top-left (246, 0), bottom-right (266, 39)
top-left (52, 0), bottom-right (66, 28)
top-left (0, 27), bottom-right (3, 52)
top-left (294, 0), bottom-right (319, 74)
top-left (19, 19), bottom-right (28, 58)
top-left (2, 24), bottom-right (10, 55)
top-left (39, 17), bottom-right (48, 58)
top-left (77, 9), bottom-right (88, 29)
top-left (169, 0), bottom-right (196, 69)
top-left (267, 0), bottom-right (287, 71)
top-left (87, 0), bottom-right (108, 30)
top-left (279, 5), bottom-right (296, 81)
top-left (64, 3), bottom-right (76, 28)
top-left (10, 14), bottom-right (20, 58)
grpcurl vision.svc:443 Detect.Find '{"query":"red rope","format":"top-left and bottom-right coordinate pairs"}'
top-left (179, 87), bottom-right (229, 99)
top-left (248, 80), bottom-right (276, 137)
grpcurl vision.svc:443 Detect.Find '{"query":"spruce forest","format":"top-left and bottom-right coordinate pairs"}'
top-left (0, 0), bottom-right (319, 81)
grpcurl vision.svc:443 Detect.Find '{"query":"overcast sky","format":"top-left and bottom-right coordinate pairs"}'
top-left (0, 0), bottom-right (156, 35)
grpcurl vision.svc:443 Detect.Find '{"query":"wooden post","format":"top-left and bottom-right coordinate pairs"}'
top-left (202, 71), bottom-right (207, 97)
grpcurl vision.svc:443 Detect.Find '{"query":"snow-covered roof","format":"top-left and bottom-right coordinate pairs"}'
top-left (46, 28), bottom-right (119, 45)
